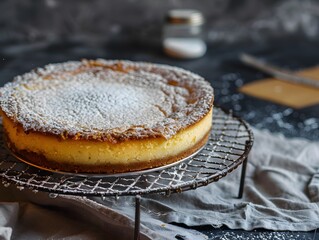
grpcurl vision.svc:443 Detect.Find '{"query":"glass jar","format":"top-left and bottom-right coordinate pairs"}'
top-left (163, 9), bottom-right (206, 59)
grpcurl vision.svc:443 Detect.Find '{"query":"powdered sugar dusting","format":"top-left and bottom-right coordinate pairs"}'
top-left (0, 60), bottom-right (214, 142)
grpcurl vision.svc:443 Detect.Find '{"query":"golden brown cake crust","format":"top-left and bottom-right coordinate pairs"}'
top-left (0, 60), bottom-right (214, 143)
top-left (6, 130), bottom-right (210, 174)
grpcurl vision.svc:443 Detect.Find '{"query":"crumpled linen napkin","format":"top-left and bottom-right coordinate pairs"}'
top-left (0, 128), bottom-right (319, 240)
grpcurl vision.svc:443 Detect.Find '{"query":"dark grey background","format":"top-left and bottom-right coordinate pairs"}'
top-left (1, 0), bottom-right (319, 44)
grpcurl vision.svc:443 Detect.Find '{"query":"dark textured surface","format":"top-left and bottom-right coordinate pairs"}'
top-left (197, 227), bottom-right (317, 240)
top-left (0, 38), bottom-right (318, 239)
top-left (1, 0), bottom-right (319, 44)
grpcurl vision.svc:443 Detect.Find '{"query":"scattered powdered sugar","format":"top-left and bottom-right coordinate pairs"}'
top-left (0, 60), bottom-right (214, 142)
top-left (208, 230), bottom-right (313, 240)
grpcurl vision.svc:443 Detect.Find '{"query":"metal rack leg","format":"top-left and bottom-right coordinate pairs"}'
top-left (134, 195), bottom-right (141, 240)
top-left (238, 156), bottom-right (248, 199)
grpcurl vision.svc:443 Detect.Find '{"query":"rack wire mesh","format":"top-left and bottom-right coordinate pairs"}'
top-left (0, 107), bottom-right (253, 197)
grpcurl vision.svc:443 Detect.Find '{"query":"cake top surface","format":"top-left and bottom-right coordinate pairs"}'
top-left (0, 59), bottom-right (214, 142)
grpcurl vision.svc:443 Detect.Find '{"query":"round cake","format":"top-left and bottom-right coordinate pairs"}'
top-left (0, 59), bottom-right (214, 174)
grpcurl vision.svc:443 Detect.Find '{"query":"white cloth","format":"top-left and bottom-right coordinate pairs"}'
top-left (0, 128), bottom-right (319, 240)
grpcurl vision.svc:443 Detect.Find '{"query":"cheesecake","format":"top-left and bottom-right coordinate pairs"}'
top-left (0, 60), bottom-right (214, 174)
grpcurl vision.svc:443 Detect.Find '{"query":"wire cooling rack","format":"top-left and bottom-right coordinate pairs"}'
top-left (0, 107), bottom-right (253, 197)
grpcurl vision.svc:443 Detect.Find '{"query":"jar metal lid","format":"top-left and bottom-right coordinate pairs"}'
top-left (165, 9), bottom-right (204, 26)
